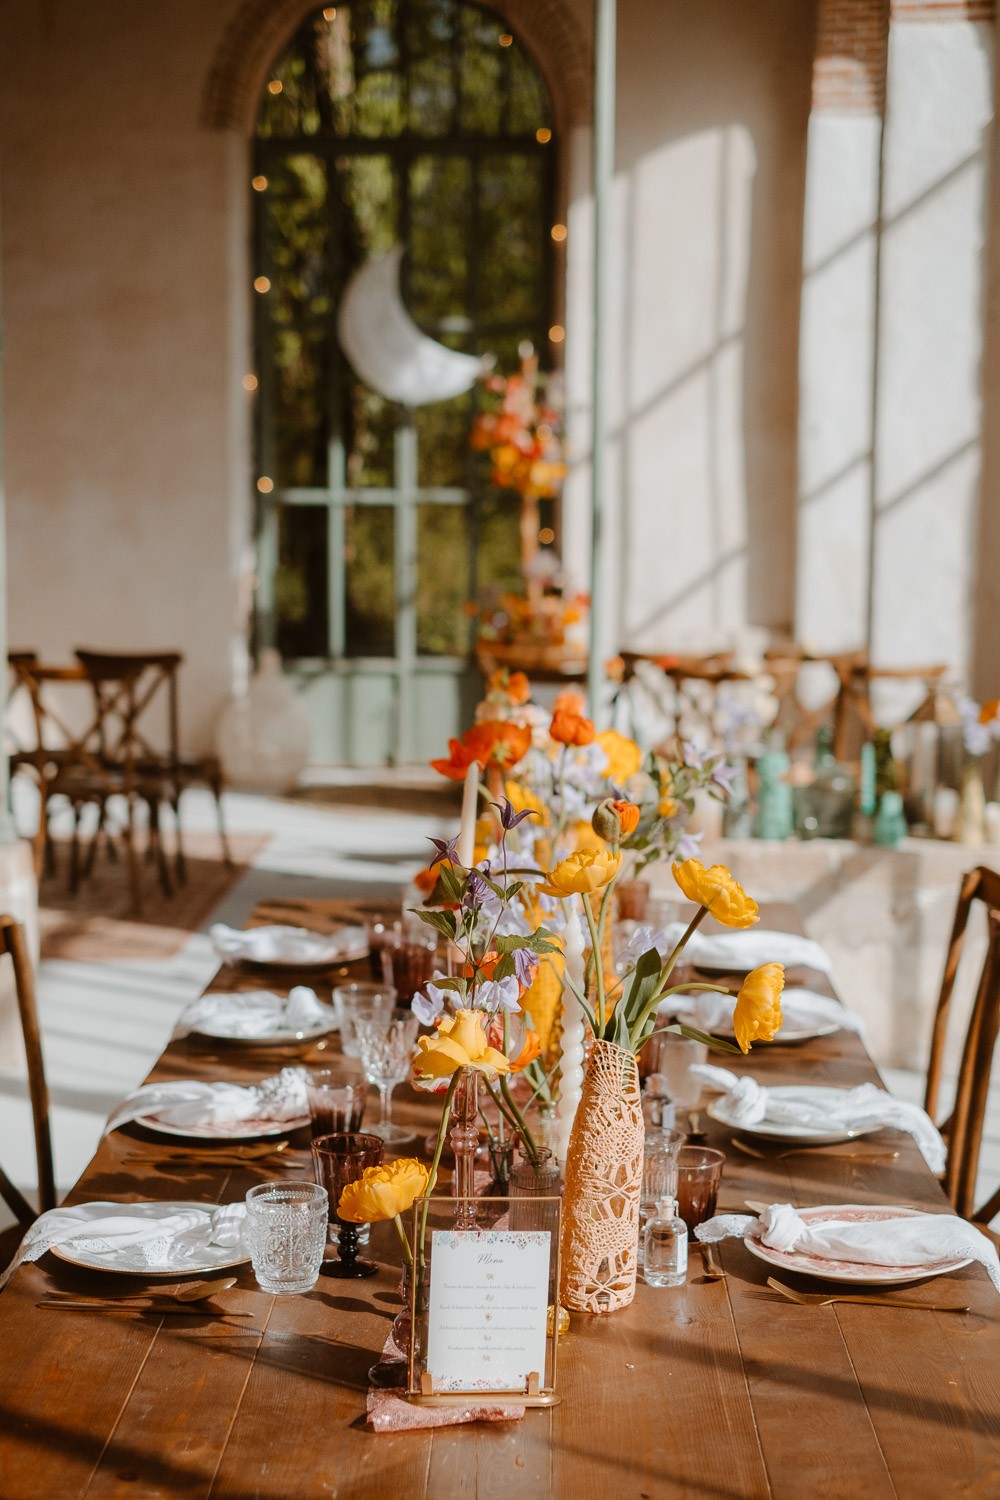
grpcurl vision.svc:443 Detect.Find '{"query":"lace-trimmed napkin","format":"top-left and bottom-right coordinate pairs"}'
top-left (665, 988), bottom-right (864, 1037)
top-left (695, 1202), bottom-right (1000, 1291)
top-left (691, 1066), bottom-right (946, 1172)
top-left (366, 1328), bottom-right (524, 1433)
top-left (0, 1201), bottom-right (246, 1291)
top-left (104, 1067), bottom-right (309, 1134)
top-left (174, 987), bottom-right (332, 1040)
top-left (210, 923), bottom-right (366, 966)
top-left (657, 923), bottom-right (833, 975)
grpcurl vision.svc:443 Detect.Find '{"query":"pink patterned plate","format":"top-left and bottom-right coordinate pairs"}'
top-left (137, 1110), bottom-right (309, 1141)
top-left (744, 1204), bottom-right (973, 1286)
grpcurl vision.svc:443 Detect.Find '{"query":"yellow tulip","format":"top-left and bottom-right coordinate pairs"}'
top-left (596, 729), bottom-right (643, 784)
top-left (732, 963), bottom-right (785, 1054)
top-left (337, 1158), bottom-right (430, 1224)
top-left (672, 858), bottom-right (759, 929)
top-left (412, 1008), bottom-right (511, 1083)
top-left (537, 847), bottom-right (622, 898)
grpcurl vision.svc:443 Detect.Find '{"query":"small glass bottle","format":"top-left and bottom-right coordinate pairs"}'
top-left (643, 1197), bottom-right (688, 1288)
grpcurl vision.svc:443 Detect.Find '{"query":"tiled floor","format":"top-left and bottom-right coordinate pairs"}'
top-left (2, 778), bottom-right (998, 1226)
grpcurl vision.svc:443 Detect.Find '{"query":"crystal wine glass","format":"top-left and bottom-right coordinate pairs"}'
top-left (354, 1008), bottom-right (420, 1145)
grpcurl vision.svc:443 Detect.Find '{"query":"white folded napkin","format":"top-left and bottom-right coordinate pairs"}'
top-left (665, 987), bottom-right (864, 1037)
top-left (174, 987), bottom-right (331, 1040)
top-left (210, 922), bottom-right (365, 965)
top-left (104, 1067), bottom-right (309, 1133)
top-left (659, 922), bottom-right (833, 975)
top-left (691, 1066), bottom-right (946, 1172)
top-left (695, 1202), bottom-right (1000, 1292)
top-left (0, 1200), bottom-right (247, 1291)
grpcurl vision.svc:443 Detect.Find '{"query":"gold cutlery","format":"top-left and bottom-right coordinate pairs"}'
top-left (120, 1142), bottom-right (291, 1165)
top-left (45, 1276), bottom-right (240, 1306)
top-left (731, 1139), bottom-right (899, 1164)
top-left (696, 1243), bottom-right (726, 1280)
top-left (37, 1302), bottom-right (254, 1317)
top-left (766, 1277), bottom-right (969, 1313)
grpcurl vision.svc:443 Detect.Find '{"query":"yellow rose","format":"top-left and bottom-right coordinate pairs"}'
top-left (596, 729), bottom-right (643, 784)
top-left (538, 847), bottom-right (622, 898)
top-left (672, 858), bottom-right (759, 929)
top-left (658, 795), bottom-right (677, 819)
top-left (337, 1158), bottom-right (430, 1223)
top-left (412, 1008), bottom-right (511, 1083)
top-left (732, 963), bottom-right (785, 1054)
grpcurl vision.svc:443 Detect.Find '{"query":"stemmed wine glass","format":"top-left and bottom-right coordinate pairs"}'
top-left (354, 1009), bottom-right (420, 1145)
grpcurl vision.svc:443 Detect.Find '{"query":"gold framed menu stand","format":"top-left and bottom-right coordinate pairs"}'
top-left (404, 1196), bottom-right (562, 1409)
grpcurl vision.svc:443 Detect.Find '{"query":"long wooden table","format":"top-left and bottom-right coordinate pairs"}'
top-left (1, 897), bottom-right (998, 1499)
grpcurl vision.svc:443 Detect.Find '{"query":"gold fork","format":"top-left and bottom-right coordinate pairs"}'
top-left (766, 1277), bottom-right (969, 1312)
top-left (732, 1139), bottom-right (899, 1164)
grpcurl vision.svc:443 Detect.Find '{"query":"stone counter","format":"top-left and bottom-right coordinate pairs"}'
top-left (650, 837), bottom-right (998, 1073)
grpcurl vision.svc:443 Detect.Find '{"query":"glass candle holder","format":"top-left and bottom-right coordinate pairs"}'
top-left (675, 1145), bottom-right (725, 1234)
top-left (310, 1131), bottom-right (384, 1278)
top-left (245, 1181), bottom-right (329, 1295)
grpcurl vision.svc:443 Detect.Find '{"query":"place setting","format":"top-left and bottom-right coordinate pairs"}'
top-left (209, 920), bottom-right (370, 972)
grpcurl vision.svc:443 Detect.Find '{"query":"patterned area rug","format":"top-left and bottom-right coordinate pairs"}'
top-left (38, 832), bottom-right (268, 962)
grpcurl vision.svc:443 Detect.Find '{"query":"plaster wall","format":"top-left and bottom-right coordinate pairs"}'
top-left (873, 21), bottom-right (993, 705)
top-left (0, 0), bottom-right (252, 752)
top-left (562, 0), bottom-right (817, 668)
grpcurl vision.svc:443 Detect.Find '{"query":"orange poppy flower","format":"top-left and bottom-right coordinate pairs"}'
top-left (552, 688), bottom-right (587, 717)
top-left (413, 866), bottom-right (438, 896)
top-left (509, 1027), bottom-right (541, 1072)
top-left (430, 721), bottom-right (531, 779)
top-left (611, 800), bottom-right (640, 837)
top-left (550, 706), bottom-right (595, 746)
top-left (487, 668), bottom-right (531, 706)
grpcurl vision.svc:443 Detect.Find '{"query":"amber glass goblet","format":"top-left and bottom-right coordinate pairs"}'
top-left (311, 1132), bottom-right (384, 1278)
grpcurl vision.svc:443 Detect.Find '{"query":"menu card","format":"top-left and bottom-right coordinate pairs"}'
top-left (425, 1229), bottom-right (551, 1393)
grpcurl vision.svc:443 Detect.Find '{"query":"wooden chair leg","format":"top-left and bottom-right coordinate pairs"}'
top-left (123, 797), bottom-right (143, 918)
top-left (148, 798), bottom-right (172, 898)
top-left (172, 794), bottom-right (187, 885)
top-left (212, 776), bottom-right (233, 868)
top-left (4, 920), bottom-right (56, 1214)
top-left (68, 803), bottom-right (84, 894)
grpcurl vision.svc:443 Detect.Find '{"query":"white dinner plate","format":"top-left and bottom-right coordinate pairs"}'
top-left (134, 1110), bottom-right (309, 1141)
top-left (218, 925), bottom-right (368, 971)
top-left (189, 1002), bottom-right (338, 1045)
top-left (706, 1084), bottom-right (883, 1144)
top-left (710, 1015), bottom-right (841, 1045)
top-left (744, 1204), bottom-right (973, 1286)
top-left (49, 1202), bottom-right (251, 1276)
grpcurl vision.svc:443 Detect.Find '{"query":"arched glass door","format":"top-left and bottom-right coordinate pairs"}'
top-left (252, 1), bottom-right (557, 764)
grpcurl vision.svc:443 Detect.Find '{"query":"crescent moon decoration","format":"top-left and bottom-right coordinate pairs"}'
top-left (336, 245), bottom-right (491, 407)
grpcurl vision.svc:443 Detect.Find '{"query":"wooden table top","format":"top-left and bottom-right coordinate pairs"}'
top-left (1, 896), bottom-right (998, 1500)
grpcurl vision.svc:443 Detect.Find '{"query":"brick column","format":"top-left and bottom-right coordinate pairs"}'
top-left (796, 0), bottom-right (889, 654)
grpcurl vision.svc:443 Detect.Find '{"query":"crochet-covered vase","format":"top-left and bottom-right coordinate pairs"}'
top-left (559, 1039), bottom-right (644, 1314)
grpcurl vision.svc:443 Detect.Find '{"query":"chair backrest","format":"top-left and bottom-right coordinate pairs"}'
top-left (74, 649), bottom-right (184, 773)
top-left (0, 915), bottom-right (55, 1224)
top-left (924, 866), bottom-right (1000, 1222)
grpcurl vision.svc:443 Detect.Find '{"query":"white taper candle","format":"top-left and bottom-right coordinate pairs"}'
top-left (456, 761), bottom-right (479, 867)
top-left (555, 900), bottom-right (587, 1165)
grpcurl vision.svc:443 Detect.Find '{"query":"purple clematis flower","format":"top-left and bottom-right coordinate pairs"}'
top-left (710, 759), bottom-right (736, 795)
top-left (676, 829), bottom-right (704, 860)
top-left (491, 796), bottom-right (538, 833)
top-left (427, 834), bottom-right (461, 869)
top-left (512, 947), bottom-right (539, 987)
top-left (471, 975), bottom-right (521, 1014)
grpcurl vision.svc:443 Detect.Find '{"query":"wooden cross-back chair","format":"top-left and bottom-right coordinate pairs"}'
top-left (7, 656), bottom-right (122, 882)
top-left (924, 866), bottom-right (1000, 1225)
top-left (74, 649), bottom-right (232, 881)
top-left (0, 914), bottom-right (55, 1263)
top-left (615, 650), bottom-right (751, 745)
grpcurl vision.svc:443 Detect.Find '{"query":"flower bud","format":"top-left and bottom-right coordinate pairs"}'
top-left (591, 797), bottom-right (640, 843)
